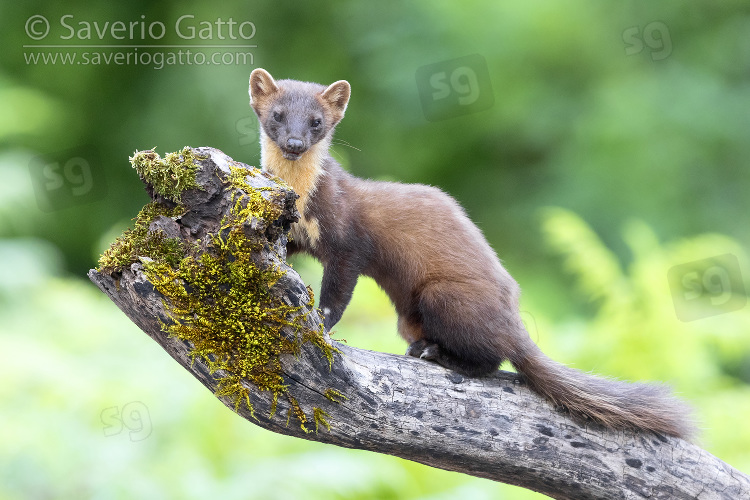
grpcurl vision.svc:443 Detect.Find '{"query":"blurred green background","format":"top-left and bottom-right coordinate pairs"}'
top-left (2, 1), bottom-right (749, 498)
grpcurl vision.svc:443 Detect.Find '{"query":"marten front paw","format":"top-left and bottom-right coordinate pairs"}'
top-left (319, 307), bottom-right (334, 330)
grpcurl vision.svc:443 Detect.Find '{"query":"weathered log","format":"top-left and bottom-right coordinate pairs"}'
top-left (89, 147), bottom-right (750, 500)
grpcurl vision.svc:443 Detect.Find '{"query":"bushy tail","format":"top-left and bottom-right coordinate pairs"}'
top-left (512, 340), bottom-right (694, 439)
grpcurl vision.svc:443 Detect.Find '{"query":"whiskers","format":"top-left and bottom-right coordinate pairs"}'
top-left (330, 139), bottom-right (362, 160)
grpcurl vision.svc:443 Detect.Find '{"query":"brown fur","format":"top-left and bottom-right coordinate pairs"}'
top-left (248, 68), bottom-right (694, 439)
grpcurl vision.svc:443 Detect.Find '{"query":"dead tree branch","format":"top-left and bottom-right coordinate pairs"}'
top-left (89, 147), bottom-right (750, 500)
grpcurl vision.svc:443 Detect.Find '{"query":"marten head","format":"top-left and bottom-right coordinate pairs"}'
top-left (249, 68), bottom-right (350, 161)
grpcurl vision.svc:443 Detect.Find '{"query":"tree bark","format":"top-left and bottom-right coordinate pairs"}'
top-left (89, 147), bottom-right (750, 500)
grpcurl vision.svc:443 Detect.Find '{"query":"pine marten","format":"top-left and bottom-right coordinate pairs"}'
top-left (248, 68), bottom-right (693, 439)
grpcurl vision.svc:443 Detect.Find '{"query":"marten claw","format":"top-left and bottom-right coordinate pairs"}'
top-left (419, 344), bottom-right (440, 360)
top-left (406, 340), bottom-right (441, 361)
top-left (406, 340), bottom-right (428, 358)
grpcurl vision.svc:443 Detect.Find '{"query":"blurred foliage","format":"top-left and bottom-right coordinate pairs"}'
top-left (540, 208), bottom-right (750, 470)
top-left (1, 0), bottom-right (749, 498)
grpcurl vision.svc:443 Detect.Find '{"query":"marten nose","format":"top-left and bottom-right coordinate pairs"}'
top-left (286, 138), bottom-right (305, 153)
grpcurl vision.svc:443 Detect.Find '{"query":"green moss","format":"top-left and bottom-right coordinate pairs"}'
top-left (98, 154), bottom-right (341, 432)
top-left (145, 250), bottom-right (307, 423)
top-left (324, 388), bottom-right (347, 403)
top-left (130, 147), bottom-right (203, 202)
top-left (313, 407), bottom-right (331, 432)
top-left (227, 159), bottom-right (288, 191)
top-left (225, 164), bottom-right (283, 224)
top-left (97, 202), bottom-right (187, 273)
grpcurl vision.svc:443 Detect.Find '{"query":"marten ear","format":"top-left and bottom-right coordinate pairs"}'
top-left (249, 68), bottom-right (280, 109)
top-left (320, 80), bottom-right (351, 124)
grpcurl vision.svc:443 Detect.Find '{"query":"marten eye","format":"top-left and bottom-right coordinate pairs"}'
top-left (310, 118), bottom-right (322, 128)
top-left (273, 112), bottom-right (283, 123)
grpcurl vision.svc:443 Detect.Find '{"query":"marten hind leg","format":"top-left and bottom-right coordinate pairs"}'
top-left (398, 316), bottom-right (447, 363)
top-left (406, 339), bottom-right (498, 377)
top-left (410, 283), bottom-right (505, 377)
top-left (397, 315), bottom-right (424, 344)
top-left (398, 316), bottom-right (464, 371)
